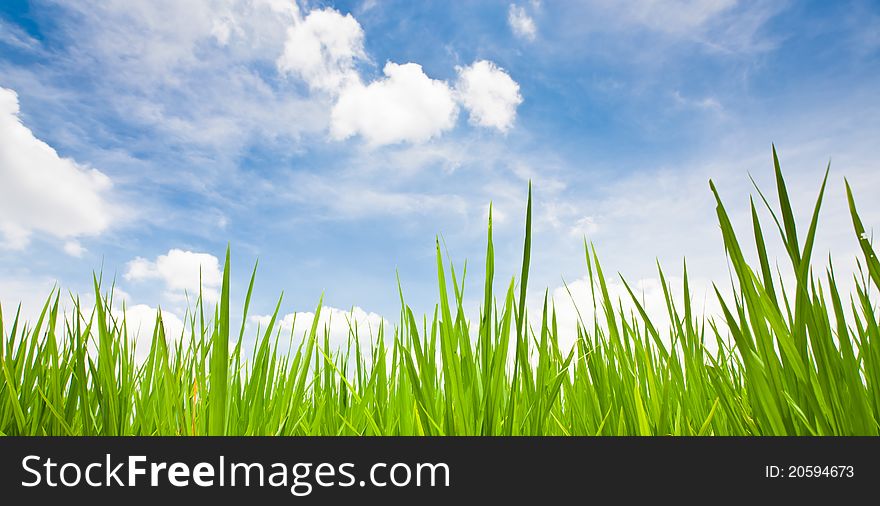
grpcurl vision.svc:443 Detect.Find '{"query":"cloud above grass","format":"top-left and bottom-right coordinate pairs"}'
top-left (251, 305), bottom-right (389, 356)
top-left (0, 86), bottom-right (113, 250)
top-left (455, 60), bottom-right (523, 132)
top-left (124, 249), bottom-right (222, 304)
top-left (123, 304), bottom-right (186, 361)
top-left (543, 272), bottom-right (723, 354)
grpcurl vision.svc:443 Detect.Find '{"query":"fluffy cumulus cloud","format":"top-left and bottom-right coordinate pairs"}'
top-left (276, 6), bottom-right (366, 93)
top-left (331, 62), bottom-right (459, 145)
top-left (251, 305), bottom-right (388, 355)
top-left (123, 304), bottom-right (186, 361)
top-left (124, 249), bottom-right (223, 304)
top-left (0, 87), bottom-right (113, 249)
top-left (53, 288), bottom-right (187, 363)
top-left (5, 1), bottom-right (525, 168)
top-left (275, 5), bottom-right (522, 145)
top-left (455, 61), bottom-right (523, 132)
top-left (545, 273), bottom-right (722, 353)
top-left (508, 4), bottom-right (537, 41)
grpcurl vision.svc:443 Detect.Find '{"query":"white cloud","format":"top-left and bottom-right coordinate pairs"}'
top-left (552, 1), bottom-right (780, 55)
top-left (0, 86), bottom-right (113, 250)
top-left (0, 274), bottom-right (58, 325)
top-left (331, 62), bottom-right (459, 145)
top-left (287, 171), bottom-right (469, 218)
top-left (63, 240), bottom-right (87, 257)
top-left (124, 249), bottom-right (222, 303)
top-left (547, 273), bottom-right (721, 353)
top-left (277, 6), bottom-right (462, 146)
top-left (455, 60), bottom-right (523, 132)
top-left (123, 304), bottom-right (186, 361)
top-left (277, 6), bottom-right (367, 94)
top-left (0, 17), bottom-right (40, 51)
top-left (358, 0), bottom-right (380, 13)
top-left (508, 4), bottom-right (537, 41)
top-left (570, 216), bottom-right (599, 237)
top-left (38, 2), bottom-right (522, 150)
top-left (30, 0), bottom-right (327, 165)
top-left (112, 287), bottom-right (132, 305)
top-left (672, 90), bottom-right (724, 116)
top-left (274, 6), bottom-right (522, 145)
top-left (608, 0), bottom-right (737, 35)
top-left (211, 15), bottom-right (240, 46)
top-left (0, 223), bottom-right (29, 250)
top-left (520, 123), bottom-right (880, 358)
top-left (63, 0), bottom-right (297, 80)
top-left (252, 305), bottom-right (388, 355)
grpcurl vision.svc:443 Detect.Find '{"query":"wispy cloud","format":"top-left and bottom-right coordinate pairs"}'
top-left (331, 62), bottom-right (460, 145)
top-left (508, 4), bottom-right (537, 41)
top-left (125, 249), bottom-right (223, 304)
top-left (0, 17), bottom-right (40, 51)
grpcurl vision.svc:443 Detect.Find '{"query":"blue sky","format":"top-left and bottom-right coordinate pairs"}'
top-left (1, 0), bottom-right (879, 350)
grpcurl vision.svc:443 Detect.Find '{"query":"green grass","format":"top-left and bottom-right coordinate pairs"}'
top-left (2, 147), bottom-right (879, 435)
